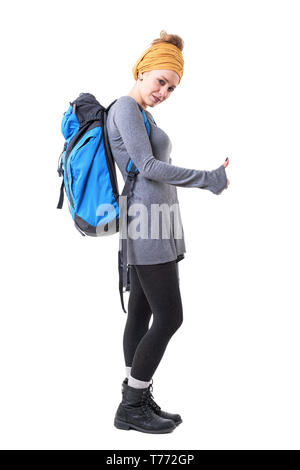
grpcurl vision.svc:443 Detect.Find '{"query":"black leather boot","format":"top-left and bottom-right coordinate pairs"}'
top-left (122, 378), bottom-right (182, 426)
top-left (114, 382), bottom-right (176, 434)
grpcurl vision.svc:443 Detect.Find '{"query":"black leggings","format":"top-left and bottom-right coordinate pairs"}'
top-left (123, 260), bottom-right (183, 382)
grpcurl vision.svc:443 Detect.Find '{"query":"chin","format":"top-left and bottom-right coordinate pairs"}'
top-left (149, 94), bottom-right (160, 107)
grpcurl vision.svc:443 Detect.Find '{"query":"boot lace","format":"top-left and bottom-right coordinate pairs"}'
top-left (140, 390), bottom-right (153, 418)
top-left (145, 380), bottom-right (161, 413)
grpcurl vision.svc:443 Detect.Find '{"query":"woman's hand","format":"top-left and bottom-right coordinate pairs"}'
top-left (223, 157), bottom-right (230, 187)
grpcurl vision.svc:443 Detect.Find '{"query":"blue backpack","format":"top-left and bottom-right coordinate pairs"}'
top-left (57, 93), bottom-right (151, 313)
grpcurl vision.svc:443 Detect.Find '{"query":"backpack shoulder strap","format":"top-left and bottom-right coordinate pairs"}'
top-left (118, 108), bottom-right (151, 313)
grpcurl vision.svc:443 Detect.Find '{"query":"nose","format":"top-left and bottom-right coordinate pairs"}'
top-left (159, 87), bottom-right (169, 101)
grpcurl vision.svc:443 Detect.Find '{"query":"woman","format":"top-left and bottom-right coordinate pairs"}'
top-left (106, 30), bottom-right (230, 434)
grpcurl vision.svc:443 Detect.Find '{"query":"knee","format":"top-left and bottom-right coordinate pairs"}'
top-left (176, 309), bottom-right (184, 331)
top-left (168, 305), bottom-right (183, 334)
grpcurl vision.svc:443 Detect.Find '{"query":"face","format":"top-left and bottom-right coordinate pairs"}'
top-left (139, 69), bottom-right (180, 108)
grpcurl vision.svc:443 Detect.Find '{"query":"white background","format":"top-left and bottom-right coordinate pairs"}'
top-left (0, 0), bottom-right (299, 450)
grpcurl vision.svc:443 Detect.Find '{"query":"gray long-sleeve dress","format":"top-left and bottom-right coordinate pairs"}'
top-left (106, 95), bottom-right (228, 266)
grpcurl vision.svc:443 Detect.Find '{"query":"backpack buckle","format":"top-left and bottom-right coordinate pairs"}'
top-left (127, 171), bottom-right (137, 180)
top-left (57, 167), bottom-right (64, 177)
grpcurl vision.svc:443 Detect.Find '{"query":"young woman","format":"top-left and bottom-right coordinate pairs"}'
top-left (106, 30), bottom-right (230, 434)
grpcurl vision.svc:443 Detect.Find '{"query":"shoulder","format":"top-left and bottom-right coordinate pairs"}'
top-left (110, 96), bottom-right (156, 125)
top-left (110, 96), bottom-right (143, 121)
top-left (114, 95), bottom-right (140, 111)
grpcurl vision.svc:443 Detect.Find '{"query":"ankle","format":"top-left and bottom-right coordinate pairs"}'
top-left (128, 374), bottom-right (151, 389)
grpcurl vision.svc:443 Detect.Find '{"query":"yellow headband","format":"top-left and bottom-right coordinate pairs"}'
top-left (132, 42), bottom-right (184, 84)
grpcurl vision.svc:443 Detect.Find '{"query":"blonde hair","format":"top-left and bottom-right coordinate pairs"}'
top-left (150, 30), bottom-right (184, 52)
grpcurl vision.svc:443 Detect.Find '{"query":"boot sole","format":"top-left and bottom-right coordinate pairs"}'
top-left (114, 418), bottom-right (176, 434)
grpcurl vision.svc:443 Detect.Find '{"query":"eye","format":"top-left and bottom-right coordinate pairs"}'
top-left (158, 79), bottom-right (175, 92)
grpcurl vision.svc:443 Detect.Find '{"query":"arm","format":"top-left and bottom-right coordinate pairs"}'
top-left (113, 96), bottom-right (228, 195)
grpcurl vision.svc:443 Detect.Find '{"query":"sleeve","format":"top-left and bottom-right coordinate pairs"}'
top-left (113, 96), bottom-right (228, 195)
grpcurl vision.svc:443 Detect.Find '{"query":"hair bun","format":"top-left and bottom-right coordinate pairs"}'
top-left (150, 30), bottom-right (184, 52)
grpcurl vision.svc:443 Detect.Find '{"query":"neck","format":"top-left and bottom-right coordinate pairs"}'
top-left (127, 87), bottom-right (147, 111)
